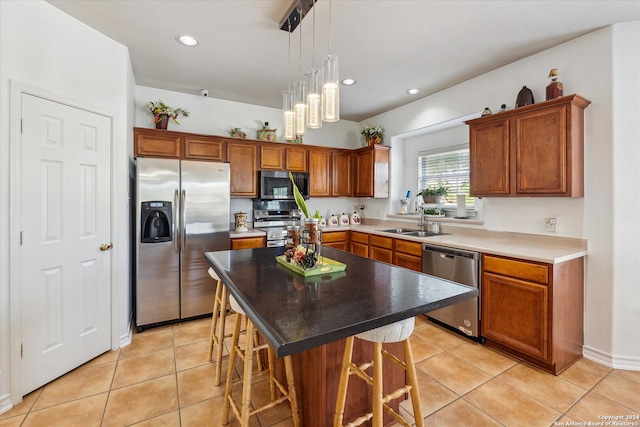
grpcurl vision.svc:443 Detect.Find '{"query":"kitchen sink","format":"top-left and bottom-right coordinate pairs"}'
top-left (377, 228), bottom-right (421, 234)
top-left (376, 228), bottom-right (449, 237)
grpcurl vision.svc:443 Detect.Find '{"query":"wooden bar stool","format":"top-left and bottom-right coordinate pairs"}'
top-left (222, 294), bottom-right (301, 427)
top-left (334, 317), bottom-right (424, 427)
top-left (207, 267), bottom-right (234, 385)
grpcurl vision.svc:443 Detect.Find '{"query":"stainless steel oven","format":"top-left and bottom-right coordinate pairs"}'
top-left (422, 243), bottom-right (483, 342)
top-left (253, 200), bottom-right (301, 248)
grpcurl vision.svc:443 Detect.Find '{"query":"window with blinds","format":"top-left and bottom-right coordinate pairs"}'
top-left (418, 144), bottom-right (474, 207)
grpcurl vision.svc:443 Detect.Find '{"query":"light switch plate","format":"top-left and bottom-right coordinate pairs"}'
top-left (545, 217), bottom-right (558, 232)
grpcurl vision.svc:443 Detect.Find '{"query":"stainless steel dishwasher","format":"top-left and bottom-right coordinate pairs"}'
top-left (422, 243), bottom-right (483, 342)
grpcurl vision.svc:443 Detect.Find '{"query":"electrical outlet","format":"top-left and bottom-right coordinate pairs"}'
top-left (545, 217), bottom-right (558, 232)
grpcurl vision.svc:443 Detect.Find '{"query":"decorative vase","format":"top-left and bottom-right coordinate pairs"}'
top-left (230, 128), bottom-right (246, 138)
top-left (515, 86), bottom-right (534, 108)
top-left (365, 135), bottom-right (382, 146)
top-left (349, 212), bottom-right (361, 225)
top-left (546, 68), bottom-right (563, 101)
top-left (155, 115), bottom-right (169, 130)
top-left (257, 122), bottom-right (277, 142)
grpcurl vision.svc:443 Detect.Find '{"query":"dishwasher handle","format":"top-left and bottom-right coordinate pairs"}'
top-left (422, 243), bottom-right (480, 260)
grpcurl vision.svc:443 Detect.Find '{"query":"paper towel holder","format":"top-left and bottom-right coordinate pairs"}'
top-left (454, 194), bottom-right (469, 219)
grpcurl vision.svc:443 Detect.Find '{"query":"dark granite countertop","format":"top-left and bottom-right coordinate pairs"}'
top-left (205, 247), bottom-right (477, 358)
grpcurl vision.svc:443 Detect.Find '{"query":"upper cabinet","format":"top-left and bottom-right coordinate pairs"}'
top-left (133, 128), bottom-right (391, 199)
top-left (354, 144), bottom-right (390, 198)
top-left (466, 95), bottom-right (591, 197)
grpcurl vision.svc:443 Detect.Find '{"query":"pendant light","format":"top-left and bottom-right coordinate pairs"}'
top-left (322, 0), bottom-right (339, 122)
top-left (293, 11), bottom-right (307, 136)
top-left (283, 19), bottom-right (295, 140)
top-left (306, 1), bottom-right (322, 129)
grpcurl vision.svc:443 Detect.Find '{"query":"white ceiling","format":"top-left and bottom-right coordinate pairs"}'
top-left (47, 0), bottom-right (639, 122)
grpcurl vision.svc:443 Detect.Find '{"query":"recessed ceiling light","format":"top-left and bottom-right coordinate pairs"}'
top-left (342, 78), bottom-right (356, 86)
top-left (176, 35), bottom-right (198, 47)
top-left (406, 88), bottom-right (420, 95)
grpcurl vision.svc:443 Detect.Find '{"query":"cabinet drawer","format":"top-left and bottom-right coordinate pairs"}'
top-left (394, 239), bottom-right (422, 256)
top-left (369, 235), bottom-right (393, 249)
top-left (350, 231), bottom-right (369, 244)
top-left (323, 231), bottom-right (348, 243)
top-left (231, 237), bottom-right (265, 250)
top-left (483, 255), bottom-right (549, 284)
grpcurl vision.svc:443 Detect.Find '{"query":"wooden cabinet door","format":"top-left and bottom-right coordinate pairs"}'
top-left (350, 242), bottom-right (369, 257)
top-left (354, 145), bottom-right (389, 198)
top-left (369, 235), bottom-right (393, 263)
top-left (285, 146), bottom-right (308, 172)
top-left (481, 271), bottom-right (550, 362)
top-left (260, 144), bottom-right (284, 170)
top-left (183, 136), bottom-right (224, 161)
top-left (227, 142), bottom-right (258, 197)
top-left (231, 236), bottom-right (265, 249)
top-left (331, 151), bottom-right (353, 197)
top-left (394, 239), bottom-right (423, 272)
top-left (134, 129), bottom-right (180, 158)
top-left (469, 119), bottom-right (510, 196)
top-left (515, 105), bottom-right (568, 195)
top-left (308, 149), bottom-right (331, 197)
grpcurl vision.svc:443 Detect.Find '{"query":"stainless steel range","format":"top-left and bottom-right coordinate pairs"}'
top-left (253, 200), bottom-right (302, 247)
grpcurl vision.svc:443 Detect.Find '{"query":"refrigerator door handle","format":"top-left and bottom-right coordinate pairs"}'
top-left (181, 189), bottom-right (187, 252)
top-left (174, 189), bottom-right (179, 254)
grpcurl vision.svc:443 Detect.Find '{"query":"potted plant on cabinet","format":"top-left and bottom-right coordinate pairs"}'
top-left (146, 100), bottom-right (190, 130)
top-left (360, 125), bottom-right (384, 146)
top-left (418, 185), bottom-right (448, 204)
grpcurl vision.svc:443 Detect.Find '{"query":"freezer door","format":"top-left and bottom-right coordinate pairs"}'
top-left (180, 161), bottom-right (231, 318)
top-left (136, 158), bottom-right (180, 326)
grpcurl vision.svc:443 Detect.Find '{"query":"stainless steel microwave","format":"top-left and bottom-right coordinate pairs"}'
top-left (259, 171), bottom-right (310, 200)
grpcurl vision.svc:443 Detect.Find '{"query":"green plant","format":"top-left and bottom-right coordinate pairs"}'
top-left (360, 124), bottom-right (384, 145)
top-left (423, 207), bottom-right (444, 215)
top-left (418, 185), bottom-right (448, 197)
top-left (289, 172), bottom-right (310, 218)
top-left (146, 100), bottom-right (190, 125)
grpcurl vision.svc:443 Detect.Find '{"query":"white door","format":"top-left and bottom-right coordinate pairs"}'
top-left (19, 94), bottom-right (112, 395)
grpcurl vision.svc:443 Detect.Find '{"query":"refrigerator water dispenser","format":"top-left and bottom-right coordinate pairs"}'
top-left (140, 201), bottom-right (172, 243)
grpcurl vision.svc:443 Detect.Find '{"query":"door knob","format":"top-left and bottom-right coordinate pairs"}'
top-left (99, 243), bottom-right (113, 251)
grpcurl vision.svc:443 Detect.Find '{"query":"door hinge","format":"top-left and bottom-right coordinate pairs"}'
top-left (21, 343), bottom-right (24, 357)
top-left (21, 118), bottom-right (24, 134)
top-left (20, 231), bottom-right (24, 245)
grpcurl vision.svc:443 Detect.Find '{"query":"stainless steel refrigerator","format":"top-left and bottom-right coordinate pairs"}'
top-left (135, 158), bottom-right (230, 331)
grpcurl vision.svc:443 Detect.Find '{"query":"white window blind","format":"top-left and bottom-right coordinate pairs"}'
top-left (418, 145), bottom-right (474, 207)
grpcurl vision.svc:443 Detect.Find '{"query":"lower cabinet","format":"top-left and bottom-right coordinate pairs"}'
top-left (322, 230), bottom-right (349, 251)
top-left (393, 240), bottom-right (422, 272)
top-left (481, 254), bottom-right (584, 374)
top-left (349, 231), bottom-right (369, 257)
top-left (369, 235), bottom-right (393, 263)
top-left (230, 236), bottom-right (265, 250)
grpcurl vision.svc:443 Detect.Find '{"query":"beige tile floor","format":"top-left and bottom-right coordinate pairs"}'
top-left (1, 315), bottom-right (638, 427)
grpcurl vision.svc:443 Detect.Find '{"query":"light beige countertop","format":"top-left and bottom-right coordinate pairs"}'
top-left (229, 228), bottom-right (266, 239)
top-left (229, 222), bottom-right (587, 264)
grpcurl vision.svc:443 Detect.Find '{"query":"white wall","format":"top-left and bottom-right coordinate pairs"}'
top-left (134, 85), bottom-right (366, 221)
top-left (0, 0), bottom-right (132, 409)
top-left (366, 23), bottom-right (640, 369)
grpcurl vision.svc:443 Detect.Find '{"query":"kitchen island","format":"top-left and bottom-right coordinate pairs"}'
top-left (205, 246), bottom-right (477, 426)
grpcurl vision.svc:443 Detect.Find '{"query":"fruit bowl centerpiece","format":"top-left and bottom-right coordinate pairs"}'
top-left (276, 245), bottom-right (346, 277)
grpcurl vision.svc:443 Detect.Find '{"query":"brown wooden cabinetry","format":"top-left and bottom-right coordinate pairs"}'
top-left (285, 146), bottom-right (308, 172)
top-left (134, 128), bottom-right (181, 158)
top-left (308, 148), bottom-right (331, 197)
top-left (259, 144), bottom-right (284, 170)
top-left (354, 144), bottom-right (390, 198)
top-left (231, 236), bottom-right (266, 249)
top-left (393, 239), bottom-right (422, 272)
top-left (322, 230), bottom-right (349, 251)
top-left (349, 231), bottom-right (369, 257)
top-left (481, 254), bottom-right (584, 374)
top-left (183, 136), bottom-right (224, 161)
top-left (466, 94), bottom-right (590, 197)
top-left (227, 141), bottom-right (258, 197)
top-left (369, 234), bottom-right (393, 263)
top-left (331, 151), bottom-right (353, 197)
top-left (259, 143), bottom-right (307, 172)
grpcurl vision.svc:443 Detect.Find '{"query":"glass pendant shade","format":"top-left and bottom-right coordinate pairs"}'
top-left (306, 68), bottom-right (322, 129)
top-left (294, 80), bottom-right (307, 135)
top-left (283, 89), bottom-right (295, 140)
top-left (322, 55), bottom-right (340, 122)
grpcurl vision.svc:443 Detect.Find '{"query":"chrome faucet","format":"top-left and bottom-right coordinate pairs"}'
top-left (417, 207), bottom-right (426, 231)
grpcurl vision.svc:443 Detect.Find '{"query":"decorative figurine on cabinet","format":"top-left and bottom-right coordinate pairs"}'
top-left (546, 68), bottom-right (564, 100)
top-left (515, 86), bottom-right (534, 108)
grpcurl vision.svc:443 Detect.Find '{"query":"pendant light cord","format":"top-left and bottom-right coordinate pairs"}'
top-left (299, 4), bottom-right (304, 75)
top-left (328, 0), bottom-right (332, 56)
top-left (288, 18), bottom-right (292, 92)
